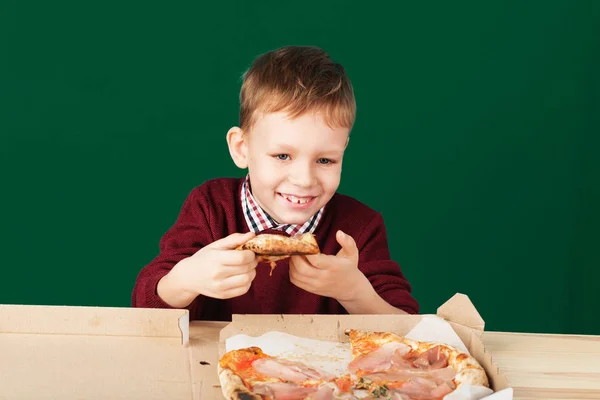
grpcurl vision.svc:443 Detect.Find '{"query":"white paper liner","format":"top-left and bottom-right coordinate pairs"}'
top-left (225, 315), bottom-right (512, 400)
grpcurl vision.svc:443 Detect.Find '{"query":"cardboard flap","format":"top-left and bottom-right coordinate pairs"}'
top-left (0, 305), bottom-right (193, 400)
top-left (436, 293), bottom-right (485, 335)
top-left (0, 304), bottom-right (190, 345)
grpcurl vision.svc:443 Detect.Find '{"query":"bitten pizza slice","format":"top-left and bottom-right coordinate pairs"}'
top-left (237, 233), bottom-right (320, 275)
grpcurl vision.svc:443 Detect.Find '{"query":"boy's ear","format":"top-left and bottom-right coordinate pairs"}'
top-left (226, 126), bottom-right (248, 169)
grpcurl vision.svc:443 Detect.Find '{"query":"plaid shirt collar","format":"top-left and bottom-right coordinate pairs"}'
top-left (240, 175), bottom-right (324, 235)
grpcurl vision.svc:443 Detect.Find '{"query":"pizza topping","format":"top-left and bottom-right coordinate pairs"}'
top-left (390, 345), bottom-right (450, 372)
top-left (251, 382), bottom-right (340, 400)
top-left (410, 346), bottom-right (449, 370)
top-left (333, 375), bottom-right (353, 393)
top-left (348, 342), bottom-right (411, 374)
top-left (252, 358), bottom-right (334, 383)
top-left (358, 346), bottom-right (456, 399)
top-left (390, 393), bottom-right (410, 400)
top-left (358, 369), bottom-right (456, 400)
top-left (363, 365), bottom-right (456, 383)
top-left (252, 382), bottom-right (320, 399)
top-left (304, 384), bottom-right (337, 400)
top-left (219, 347), bottom-right (271, 382)
top-left (429, 380), bottom-right (456, 398)
top-left (390, 377), bottom-right (456, 400)
top-left (369, 383), bottom-right (389, 398)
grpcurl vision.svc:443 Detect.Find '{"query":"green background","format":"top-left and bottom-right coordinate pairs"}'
top-left (1, 1), bottom-right (598, 335)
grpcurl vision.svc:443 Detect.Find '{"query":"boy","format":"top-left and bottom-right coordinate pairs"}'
top-left (131, 46), bottom-right (419, 320)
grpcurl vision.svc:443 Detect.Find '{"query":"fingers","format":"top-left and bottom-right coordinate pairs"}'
top-left (208, 232), bottom-right (255, 250)
top-left (289, 255), bottom-right (320, 278)
top-left (335, 230), bottom-right (359, 261)
top-left (289, 257), bottom-right (321, 293)
top-left (300, 231), bottom-right (359, 269)
top-left (219, 248), bottom-right (257, 266)
top-left (304, 253), bottom-right (332, 269)
top-left (208, 232), bottom-right (258, 267)
top-left (217, 269), bottom-right (257, 298)
top-left (289, 265), bottom-right (311, 289)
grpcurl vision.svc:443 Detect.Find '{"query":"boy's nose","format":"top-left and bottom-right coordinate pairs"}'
top-left (288, 164), bottom-right (316, 188)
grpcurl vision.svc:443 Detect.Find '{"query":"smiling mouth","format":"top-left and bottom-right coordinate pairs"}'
top-left (278, 193), bottom-right (315, 204)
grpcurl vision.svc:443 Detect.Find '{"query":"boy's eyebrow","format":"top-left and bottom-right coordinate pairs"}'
top-left (318, 150), bottom-right (344, 158)
top-left (268, 144), bottom-right (344, 156)
top-left (266, 143), bottom-right (297, 153)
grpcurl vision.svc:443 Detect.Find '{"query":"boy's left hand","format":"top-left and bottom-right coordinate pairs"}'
top-left (289, 230), bottom-right (368, 302)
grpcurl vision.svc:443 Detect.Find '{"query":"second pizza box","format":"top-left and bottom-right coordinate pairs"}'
top-left (218, 293), bottom-right (513, 399)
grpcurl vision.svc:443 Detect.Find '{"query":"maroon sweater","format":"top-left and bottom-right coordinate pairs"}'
top-left (132, 178), bottom-right (419, 320)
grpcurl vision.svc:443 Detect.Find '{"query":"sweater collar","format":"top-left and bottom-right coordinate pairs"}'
top-left (240, 175), bottom-right (324, 235)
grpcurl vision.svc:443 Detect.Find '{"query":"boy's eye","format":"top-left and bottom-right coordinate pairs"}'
top-left (317, 158), bottom-right (333, 164)
top-left (275, 154), bottom-right (290, 161)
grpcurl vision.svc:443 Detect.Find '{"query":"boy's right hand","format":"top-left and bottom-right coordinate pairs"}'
top-left (167, 232), bottom-right (258, 300)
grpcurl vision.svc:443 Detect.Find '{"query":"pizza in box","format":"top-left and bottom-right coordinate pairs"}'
top-left (218, 328), bottom-right (489, 399)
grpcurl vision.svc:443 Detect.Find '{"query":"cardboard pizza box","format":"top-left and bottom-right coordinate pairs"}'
top-left (218, 293), bottom-right (514, 399)
top-left (0, 293), bottom-right (512, 399)
top-left (0, 304), bottom-right (192, 400)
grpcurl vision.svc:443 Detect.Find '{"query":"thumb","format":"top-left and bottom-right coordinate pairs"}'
top-left (336, 230), bottom-right (358, 261)
top-left (209, 232), bottom-right (256, 250)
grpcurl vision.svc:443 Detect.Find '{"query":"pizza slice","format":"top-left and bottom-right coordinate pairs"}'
top-left (344, 329), bottom-right (489, 399)
top-left (237, 233), bottom-right (320, 275)
top-left (218, 347), bottom-right (343, 400)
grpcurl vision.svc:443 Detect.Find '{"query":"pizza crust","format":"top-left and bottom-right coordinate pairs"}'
top-left (454, 365), bottom-right (489, 388)
top-left (217, 365), bottom-right (262, 400)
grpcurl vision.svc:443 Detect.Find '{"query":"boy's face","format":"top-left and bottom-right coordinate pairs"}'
top-left (229, 111), bottom-right (350, 225)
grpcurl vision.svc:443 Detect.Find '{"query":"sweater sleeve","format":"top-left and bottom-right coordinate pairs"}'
top-left (356, 212), bottom-right (420, 314)
top-left (131, 187), bottom-right (214, 315)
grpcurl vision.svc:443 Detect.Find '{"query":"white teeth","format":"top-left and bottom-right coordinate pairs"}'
top-left (282, 194), bottom-right (311, 204)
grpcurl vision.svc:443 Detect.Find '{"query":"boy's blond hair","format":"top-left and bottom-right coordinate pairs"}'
top-left (239, 46), bottom-right (356, 132)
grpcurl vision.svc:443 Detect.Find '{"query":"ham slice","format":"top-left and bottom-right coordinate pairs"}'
top-left (364, 365), bottom-right (456, 383)
top-left (364, 345), bottom-right (457, 400)
top-left (391, 378), bottom-right (455, 400)
top-left (387, 372), bottom-right (456, 400)
top-left (412, 346), bottom-right (448, 370)
top-left (348, 342), bottom-right (411, 373)
top-left (392, 345), bottom-right (449, 370)
top-left (252, 382), bottom-right (318, 400)
top-left (391, 393), bottom-right (411, 400)
top-left (305, 384), bottom-right (336, 400)
top-left (252, 382), bottom-right (340, 400)
top-left (429, 381), bottom-right (456, 398)
top-left (252, 358), bottom-right (334, 382)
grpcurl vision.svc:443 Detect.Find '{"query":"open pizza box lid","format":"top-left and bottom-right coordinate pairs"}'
top-left (0, 304), bottom-right (193, 400)
top-left (219, 293), bottom-right (513, 399)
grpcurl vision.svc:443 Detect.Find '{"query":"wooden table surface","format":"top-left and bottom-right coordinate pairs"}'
top-left (189, 322), bottom-right (600, 400)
